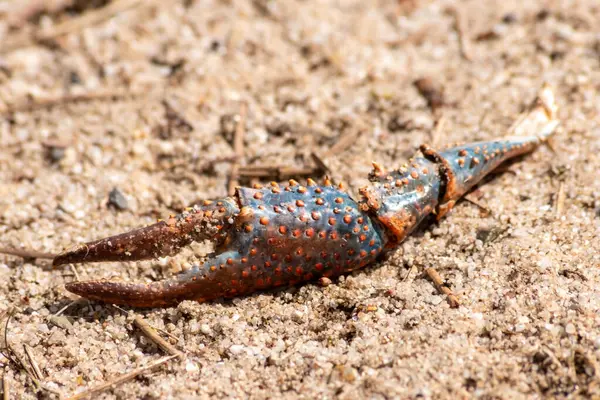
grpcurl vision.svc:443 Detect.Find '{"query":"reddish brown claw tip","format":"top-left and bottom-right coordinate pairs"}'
top-left (53, 245), bottom-right (90, 267)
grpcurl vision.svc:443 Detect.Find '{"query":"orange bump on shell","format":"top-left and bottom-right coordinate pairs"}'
top-left (316, 198), bottom-right (324, 205)
top-left (279, 226), bottom-right (287, 234)
top-left (296, 200), bottom-right (305, 207)
top-left (259, 217), bottom-right (269, 225)
top-left (343, 215), bottom-right (352, 224)
top-left (254, 192), bottom-right (263, 200)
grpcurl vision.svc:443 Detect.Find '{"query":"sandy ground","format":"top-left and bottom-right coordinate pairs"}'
top-left (0, 0), bottom-right (599, 398)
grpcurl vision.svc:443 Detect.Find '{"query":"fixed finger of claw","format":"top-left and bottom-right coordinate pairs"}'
top-left (65, 251), bottom-right (243, 307)
top-left (53, 198), bottom-right (240, 266)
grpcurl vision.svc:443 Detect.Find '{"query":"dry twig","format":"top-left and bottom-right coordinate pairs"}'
top-left (464, 193), bottom-right (492, 216)
top-left (1, 0), bottom-right (144, 54)
top-left (324, 127), bottom-right (365, 157)
top-left (450, 7), bottom-right (472, 61)
top-left (111, 305), bottom-right (183, 358)
top-left (0, 247), bottom-right (56, 261)
top-left (132, 316), bottom-right (184, 359)
top-left (6, 0), bottom-right (75, 29)
top-left (228, 103), bottom-right (248, 195)
top-left (555, 182), bottom-right (566, 218)
top-left (22, 345), bottom-right (43, 382)
top-left (1, 310), bottom-right (62, 397)
top-left (414, 77), bottom-right (446, 114)
top-left (0, 90), bottom-right (137, 116)
top-left (65, 355), bottom-right (178, 400)
top-left (430, 113), bottom-right (446, 148)
top-left (2, 373), bottom-right (8, 400)
top-left (238, 165), bottom-right (320, 180)
top-left (424, 267), bottom-right (460, 308)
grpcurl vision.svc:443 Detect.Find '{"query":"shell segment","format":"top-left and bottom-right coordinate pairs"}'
top-left (210, 184), bottom-right (388, 296)
top-left (359, 157), bottom-right (441, 243)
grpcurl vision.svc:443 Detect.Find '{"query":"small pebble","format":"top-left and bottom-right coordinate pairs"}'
top-left (108, 188), bottom-right (129, 210)
top-left (48, 315), bottom-right (74, 331)
top-left (318, 277), bottom-right (332, 287)
top-left (229, 344), bottom-right (246, 355)
top-left (186, 360), bottom-right (200, 373)
top-left (200, 324), bottom-right (212, 335)
top-left (48, 146), bottom-right (66, 162)
top-left (502, 12), bottom-right (518, 24)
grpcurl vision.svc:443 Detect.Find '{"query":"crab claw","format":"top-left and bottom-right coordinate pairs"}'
top-left (53, 198), bottom-right (239, 267)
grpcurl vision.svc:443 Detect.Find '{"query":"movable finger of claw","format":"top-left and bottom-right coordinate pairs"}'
top-left (53, 220), bottom-right (191, 266)
top-left (53, 198), bottom-right (240, 266)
